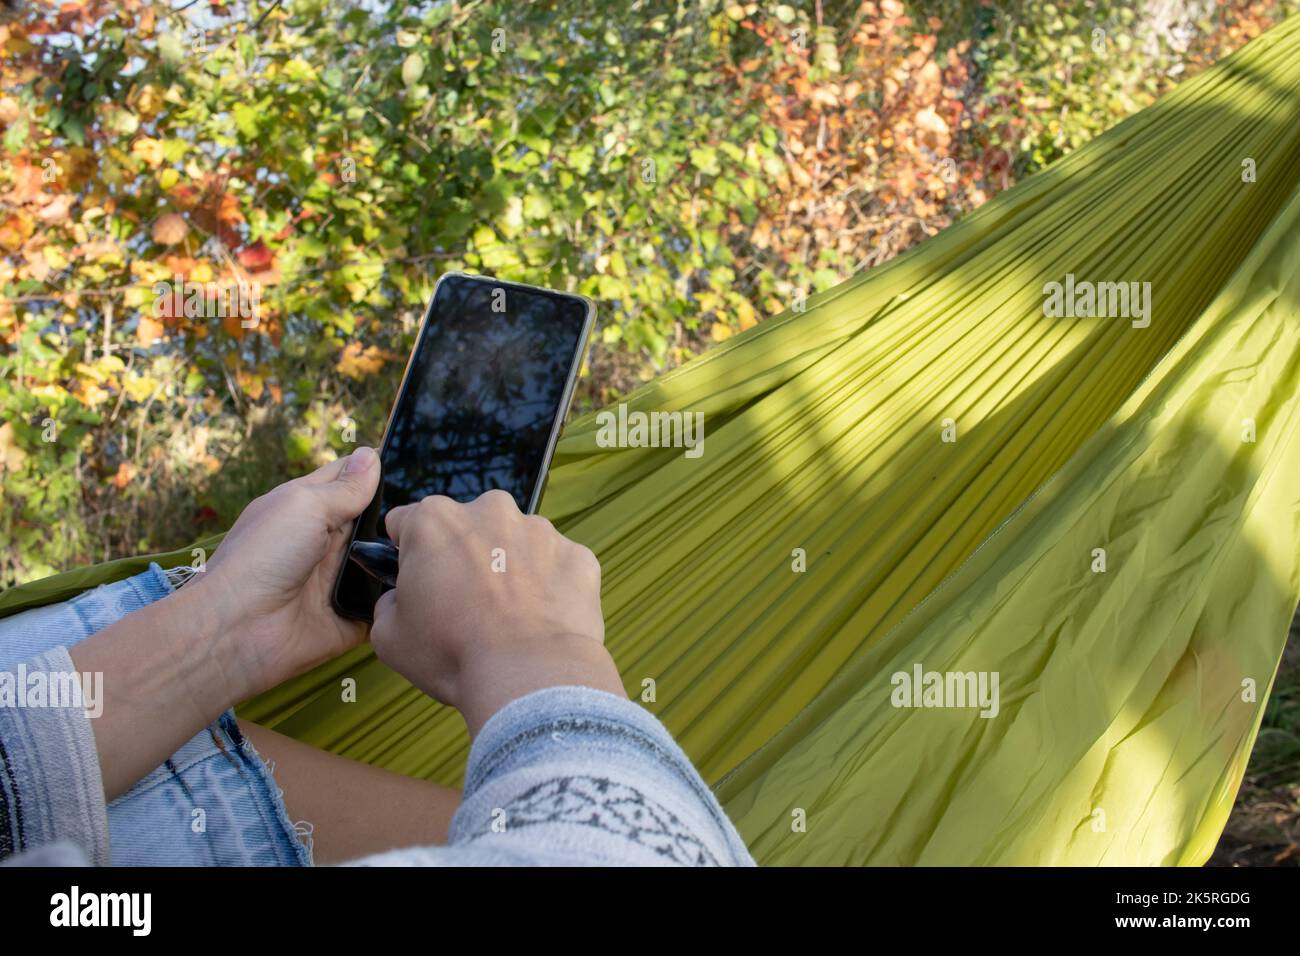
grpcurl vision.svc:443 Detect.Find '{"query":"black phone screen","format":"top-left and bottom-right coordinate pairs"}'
top-left (332, 274), bottom-right (592, 621)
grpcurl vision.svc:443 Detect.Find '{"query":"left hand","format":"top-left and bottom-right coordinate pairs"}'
top-left (180, 446), bottom-right (381, 700)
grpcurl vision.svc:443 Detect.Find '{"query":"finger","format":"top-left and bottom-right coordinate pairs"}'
top-left (305, 446), bottom-right (380, 528)
top-left (372, 587), bottom-right (397, 624)
top-left (385, 495), bottom-right (458, 547)
top-left (384, 503), bottom-right (416, 547)
top-left (298, 447), bottom-right (375, 485)
top-left (369, 588), bottom-right (399, 654)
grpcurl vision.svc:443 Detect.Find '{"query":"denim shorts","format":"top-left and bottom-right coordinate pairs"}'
top-left (0, 565), bottom-right (310, 866)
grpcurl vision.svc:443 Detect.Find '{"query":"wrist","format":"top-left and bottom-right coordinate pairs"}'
top-left (162, 578), bottom-right (261, 708)
top-left (457, 633), bottom-right (624, 738)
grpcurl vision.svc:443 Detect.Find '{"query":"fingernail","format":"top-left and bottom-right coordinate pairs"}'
top-left (343, 446), bottom-right (376, 474)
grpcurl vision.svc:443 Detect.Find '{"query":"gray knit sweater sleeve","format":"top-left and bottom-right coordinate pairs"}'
top-left (352, 686), bottom-right (756, 867)
top-left (0, 647), bottom-right (110, 866)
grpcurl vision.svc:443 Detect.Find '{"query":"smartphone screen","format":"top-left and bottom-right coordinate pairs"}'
top-left (332, 273), bottom-right (593, 621)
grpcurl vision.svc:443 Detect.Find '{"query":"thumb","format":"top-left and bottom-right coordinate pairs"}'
top-left (309, 446), bottom-right (380, 528)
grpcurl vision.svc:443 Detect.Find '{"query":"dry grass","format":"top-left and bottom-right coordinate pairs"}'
top-left (1210, 608), bottom-right (1300, 866)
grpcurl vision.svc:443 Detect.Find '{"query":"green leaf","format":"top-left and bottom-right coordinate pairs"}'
top-left (3, 117), bottom-right (28, 152)
top-left (158, 32), bottom-right (186, 64)
top-left (232, 102), bottom-right (259, 139)
top-left (690, 146), bottom-right (720, 175)
top-left (401, 53), bottom-right (425, 88)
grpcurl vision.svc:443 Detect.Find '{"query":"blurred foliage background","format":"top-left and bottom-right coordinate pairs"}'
top-left (1, 0), bottom-right (1296, 581)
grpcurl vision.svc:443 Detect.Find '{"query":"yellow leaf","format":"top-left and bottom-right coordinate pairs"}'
top-left (336, 342), bottom-right (397, 380)
top-left (124, 374), bottom-right (159, 402)
top-left (735, 296), bottom-right (758, 331)
top-left (78, 382), bottom-right (111, 408)
top-left (132, 137), bottom-right (165, 168)
top-left (0, 422), bottom-right (27, 472)
top-left (42, 245), bottom-right (68, 270)
top-left (75, 361), bottom-right (106, 383)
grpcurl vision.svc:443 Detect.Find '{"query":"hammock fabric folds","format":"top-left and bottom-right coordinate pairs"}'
top-left (4, 17), bottom-right (1300, 865)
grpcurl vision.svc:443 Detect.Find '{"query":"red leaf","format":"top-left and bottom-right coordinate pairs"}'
top-left (236, 240), bottom-right (273, 270)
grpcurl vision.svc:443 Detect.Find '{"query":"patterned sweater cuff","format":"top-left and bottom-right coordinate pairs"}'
top-left (450, 685), bottom-right (755, 866)
top-left (0, 647), bottom-right (110, 865)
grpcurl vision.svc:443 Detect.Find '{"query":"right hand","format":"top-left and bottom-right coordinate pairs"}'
top-left (370, 489), bottom-right (624, 736)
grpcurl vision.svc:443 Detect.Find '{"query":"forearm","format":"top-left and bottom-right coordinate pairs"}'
top-left (353, 686), bottom-right (757, 867)
top-left (67, 585), bottom-right (248, 801)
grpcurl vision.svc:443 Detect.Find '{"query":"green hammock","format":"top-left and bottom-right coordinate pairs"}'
top-left (5, 17), bottom-right (1300, 865)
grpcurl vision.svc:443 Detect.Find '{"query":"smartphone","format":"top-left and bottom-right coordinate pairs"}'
top-left (331, 272), bottom-right (595, 622)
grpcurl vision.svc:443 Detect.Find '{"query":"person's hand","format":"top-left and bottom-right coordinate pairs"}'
top-left (178, 447), bottom-right (381, 700)
top-left (370, 489), bottom-right (624, 736)
top-left (71, 447), bottom-right (381, 799)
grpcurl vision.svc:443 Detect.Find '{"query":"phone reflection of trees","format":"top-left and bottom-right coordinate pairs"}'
top-left (379, 280), bottom-right (578, 520)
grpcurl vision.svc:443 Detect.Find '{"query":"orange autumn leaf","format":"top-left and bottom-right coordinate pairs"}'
top-left (75, 238), bottom-right (120, 262)
top-left (336, 341), bottom-right (398, 380)
top-left (217, 192), bottom-right (245, 225)
top-left (36, 193), bottom-right (73, 224)
top-left (2, 159), bottom-right (46, 206)
top-left (152, 212), bottom-right (188, 245)
top-left (235, 368), bottom-right (265, 400)
top-left (0, 212), bottom-right (34, 251)
top-left (222, 312), bottom-right (248, 339)
top-left (112, 461), bottom-right (137, 490)
top-left (137, 315), bottom-right (165, 346)
top-left (914, 104), bottom-right (951, 148)
top-left (162, 254), bottom-right (197, 276)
